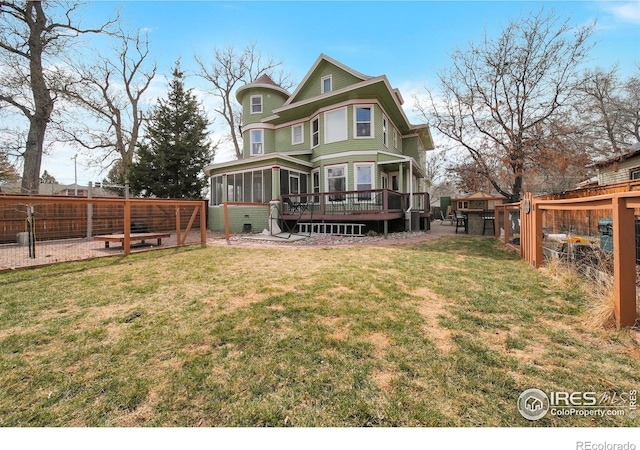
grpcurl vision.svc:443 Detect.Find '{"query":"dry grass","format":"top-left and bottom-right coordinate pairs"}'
top-left (1, 236), bottom-right (639, 427)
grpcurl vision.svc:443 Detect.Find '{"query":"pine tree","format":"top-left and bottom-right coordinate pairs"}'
top-left (129, 62), bottom-right (214, 198)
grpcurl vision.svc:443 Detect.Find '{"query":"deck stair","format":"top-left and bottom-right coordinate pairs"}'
top-left (297, 222), bottom-right (365, 237)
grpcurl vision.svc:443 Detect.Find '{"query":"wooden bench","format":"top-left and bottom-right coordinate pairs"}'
top-left (94, 232), bottom-right (171, 249)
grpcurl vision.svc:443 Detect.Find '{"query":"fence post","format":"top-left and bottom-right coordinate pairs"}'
top-left (175, 206), bottom-right (182, 246)
top-left (87, 181), bottom-right (93, 240)
top-left (530, 196), bottom-right (543, 268)
top-left (612, 195), bottom-right (637, 328)
top-left (200, 201), bottom-right (207, 247)
top-left (123, 199), bottom-right (131, 256)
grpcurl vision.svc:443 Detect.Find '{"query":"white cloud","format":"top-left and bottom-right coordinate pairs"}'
top-left (603, 0), bottom-right (640, 24)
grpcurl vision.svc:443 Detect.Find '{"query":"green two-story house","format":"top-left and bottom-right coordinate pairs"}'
top-left (205, 54), bottom-right (435, 235)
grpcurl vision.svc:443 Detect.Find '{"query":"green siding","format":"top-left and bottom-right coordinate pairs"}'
top-left (241, 88), bottom-right (288, 125)
top-left (294, 60), bottom-right (365, 103)
top-left (208, 205), bottom-right (270, 233)
top-left (275, 121), bottom-right (310, 153)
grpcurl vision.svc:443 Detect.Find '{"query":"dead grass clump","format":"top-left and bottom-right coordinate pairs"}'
top-left (544, 255), bottom-right (624, 330)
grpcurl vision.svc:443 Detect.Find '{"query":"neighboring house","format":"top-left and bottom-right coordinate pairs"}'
top-left (204, 54), bottom-right (435, 234)
top-left (591, 142), bottom-right (640, 186)
top-left (0, 181), bottom-right (121, 197)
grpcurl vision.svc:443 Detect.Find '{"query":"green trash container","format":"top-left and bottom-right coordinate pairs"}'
top-left (598, 218), bottom-right (613, 252)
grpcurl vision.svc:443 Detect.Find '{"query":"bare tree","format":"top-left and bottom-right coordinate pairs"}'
top-left (0, 1), bottom-right (115, 193)
top-left (195, 42), bottom-right (293, 159)
top-left (620, 67), bottom-right (640, 144)
top-left (62, 28), bottom-right (156, 182)
top-left (416, 9), bottom-right (595, 202)
top-left (575, 66), bottom-right (628, 156)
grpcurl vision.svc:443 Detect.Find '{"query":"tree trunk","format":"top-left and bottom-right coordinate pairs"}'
top-left (20, 1), bottom-right (54, 194)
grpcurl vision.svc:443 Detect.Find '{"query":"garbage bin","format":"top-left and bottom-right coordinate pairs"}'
top-left (598, 218), bottom-right (613, 252)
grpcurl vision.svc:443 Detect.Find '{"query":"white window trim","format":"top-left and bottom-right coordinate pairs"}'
top-left (321, 75), bottom-right (332, 93)
top-left (250, 129), bottom-right (264, 156)
top-left (393, 128), bottom-right (398, 149)
top-left (311, 116), bottom-right (320, 148)
top-left (250, 95), bottom-right (263, 114)
top-left (324, 163), bottom-right (348, 202)
top-left (324, 107), bottom-right (347, 144)
top-left (291, 124), bottom-right (304, 145)
top-left (354, 105), bottom-right (374, 139)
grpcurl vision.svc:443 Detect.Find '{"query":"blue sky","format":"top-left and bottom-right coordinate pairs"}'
top-left (42, 0), bottom-right (640, 185)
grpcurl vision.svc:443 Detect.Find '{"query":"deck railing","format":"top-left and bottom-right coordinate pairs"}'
top-left (281, 189), bottom-right (429, 217)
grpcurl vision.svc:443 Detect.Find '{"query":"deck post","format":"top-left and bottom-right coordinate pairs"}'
top-left (384, 220), bottom-right (388, 238)
top-left (612, 195), bottom-right (637, 328)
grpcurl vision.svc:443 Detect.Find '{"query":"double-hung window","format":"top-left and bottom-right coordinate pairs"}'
top-left (326, 165), bottom-right (346, 201)
top-left (251, 130), bottom-right (263, 156)
top-left (250, 95), bottom-right (262, 114)
top-left (311, 116), bottom-right (320, 148)
top-left (355, 163), bottom-right (374, 201)
top-left (292, 124), bottom-right (304, 145)
top-left (312, 169), bottom-right (320, 203)
top-left (355, 106), bottom-right (373, 138)
top-left (393, 128), bottom-right (398, 149)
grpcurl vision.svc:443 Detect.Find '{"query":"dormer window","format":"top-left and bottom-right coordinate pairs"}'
top-left (321, 75), bottom-right (332, 94)
top-left (250, 95), bottom-right (263, 114)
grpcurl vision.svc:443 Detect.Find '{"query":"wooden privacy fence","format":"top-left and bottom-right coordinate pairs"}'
top-left (495, 192), bottom-right (640, 329)
top-left (0, 195), bottom-right (207, 257)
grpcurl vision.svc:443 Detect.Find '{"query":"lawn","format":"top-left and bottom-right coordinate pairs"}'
top-left (0, 236), bottom-right (638, 426)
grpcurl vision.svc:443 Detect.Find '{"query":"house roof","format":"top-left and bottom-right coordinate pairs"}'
top-left (235, 73), bottom-right (290, 103)
top-left (283, 53), bottom-right (372, 107)
top-left (590, 142), bottom-right (640, 168)
top-left (263, 54), bottom-right (434, 150)
top-left (452, 191), bottom-right (507, 202)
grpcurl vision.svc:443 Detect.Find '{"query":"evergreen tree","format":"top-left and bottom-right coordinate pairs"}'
top-left (129, 62), bottom-right (214, 198)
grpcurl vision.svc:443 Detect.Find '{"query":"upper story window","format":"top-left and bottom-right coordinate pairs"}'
top-left (324, 107), bottom-right (347, 144)
top-left (393, 128), bottom-right (398, 149)
top-left (355, 106), bottom-right (373, 138)
top-left (382, 116), bottom-right (388, 147)
top-left (292, 124), bottom-right (304, 145)
top-left (631, 168), bottom-right (640, 180)
top-left (250, 95), bottom-right (263, 114)
top-left (311, 116), bottom-right (320, 148)
top-left (251, 129), bottom-right (263, 156)
top-left (321, 75), bottom-right (332, 94)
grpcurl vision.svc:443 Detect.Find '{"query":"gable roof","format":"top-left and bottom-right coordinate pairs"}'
top-left (283, 53), bottom-right (372, 107)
